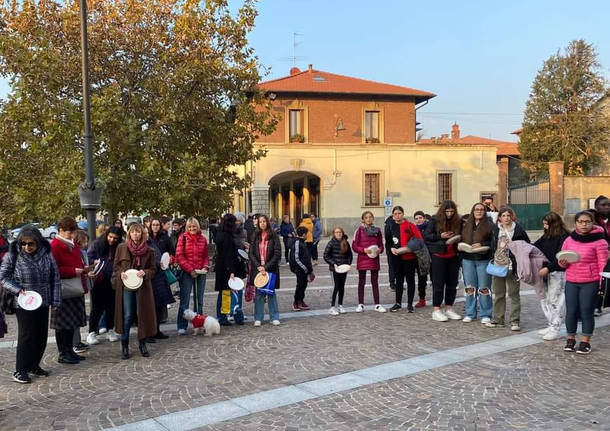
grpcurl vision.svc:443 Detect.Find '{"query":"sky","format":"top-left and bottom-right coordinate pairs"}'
top-left (2, 0), bottom-right (609, 142)
top-left (246, 0), bottom-right (610, 142)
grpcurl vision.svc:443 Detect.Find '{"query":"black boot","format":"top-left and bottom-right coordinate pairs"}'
top-left (121, 339), bottom-right (130, 360)
top-left (138, 340), bottom-right (149, 357)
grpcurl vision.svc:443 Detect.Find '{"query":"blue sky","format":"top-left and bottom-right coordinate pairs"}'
top-left (2, 0), bottom-right (609, 142)
top-left (248, 0), bottom-right (610, 141)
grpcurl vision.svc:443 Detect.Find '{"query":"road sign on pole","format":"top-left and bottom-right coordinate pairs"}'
top-left (384, 197), bottom-right (393, 217)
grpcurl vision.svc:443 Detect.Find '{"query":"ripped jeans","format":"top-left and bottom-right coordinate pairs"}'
top-left (462, 258), bottom-right (492, 319)
top-left (540, 271), bottom-right (565, 331)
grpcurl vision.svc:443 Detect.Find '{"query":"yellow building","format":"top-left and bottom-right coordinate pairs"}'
top-left (234, 66), bottom-right (499, 234)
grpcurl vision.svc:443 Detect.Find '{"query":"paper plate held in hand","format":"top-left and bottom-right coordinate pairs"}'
top-left (195, 268), bottom-right (208, 275)
top-left (92, 260), bottom-right (105, 276)
top-left (335, 264), bottom-right (351, 273)
top-left (228, 277), bottom-right (245, 291)
top-left (18, 291), bottom-right (42, 311)
top-left (253, 272), bottom-right (269, 288)
top-left (445, 235), bottom-right (462, 245)
top-left (160, 252), bottom-right (170, 270)
top-left (556, 250), bottom-right (580, 264)
top-left (238, 249), bottom-right (249, 260)
top-left (365, 245), bottom-right (380, 258)
top-left (123, 269), bottom-right (143, 290)
top-left (601, 272), bottom-right (610, 279)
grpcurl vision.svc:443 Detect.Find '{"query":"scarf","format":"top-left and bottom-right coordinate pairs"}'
top-left (498, 222), bottom-right (515, 241)
top-left (364, 225), bottom-right (380, 237)
top-left (56, 234), bottom-right (74, 251)
top-left (570, 229), bottom-right (605, 243)
top-left (258, 231), bottom-right (269, 265)
top-left (127, 239), bottom-right (148, 268)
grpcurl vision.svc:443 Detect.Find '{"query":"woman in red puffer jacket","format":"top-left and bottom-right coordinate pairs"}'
top-left (559, 211), bottom-right (608, 355)
top-left (175, 217), bottom-right (209, 334)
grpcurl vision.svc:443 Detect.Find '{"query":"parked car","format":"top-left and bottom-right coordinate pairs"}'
top-left (9, 223), bottom-right (42, 242)
top-left (77, 219), bottom-right (106, 230)
top-left (41, 224), bottom-right (58, 239)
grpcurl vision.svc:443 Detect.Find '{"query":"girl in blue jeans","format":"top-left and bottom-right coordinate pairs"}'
top-left (460, 203), bottom-right (494, 323)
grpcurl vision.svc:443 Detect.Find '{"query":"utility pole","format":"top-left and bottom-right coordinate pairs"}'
top-left (77, 0), bottom-right (102, 240)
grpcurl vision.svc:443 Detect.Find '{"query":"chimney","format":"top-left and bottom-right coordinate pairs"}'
top-left (308, 64), bottom-right (313, 73)
top-left (451, 122), bottom-right (460, 140)
top-left (290, 67), bottom-right (300, 76)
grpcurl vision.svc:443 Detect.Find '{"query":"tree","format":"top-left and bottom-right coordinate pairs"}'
top-left (519, 39), bottom-right (610, 175)
top-left (0, 0), bottom-right (276, 225)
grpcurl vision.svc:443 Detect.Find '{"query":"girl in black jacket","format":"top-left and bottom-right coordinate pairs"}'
top-left (323, 227), bottom-right (353, 315)
top-left (533, 212), bottom-right (569, 340)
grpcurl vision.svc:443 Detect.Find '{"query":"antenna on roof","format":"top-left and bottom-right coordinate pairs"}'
top-left (279, 32), bottom-right (307, 67)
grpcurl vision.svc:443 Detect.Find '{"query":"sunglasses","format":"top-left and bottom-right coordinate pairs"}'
top-left (20, 241), bottom-right (36, 247)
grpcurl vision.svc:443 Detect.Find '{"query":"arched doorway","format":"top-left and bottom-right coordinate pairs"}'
top-left (268, 171), bottom-right (320, 226)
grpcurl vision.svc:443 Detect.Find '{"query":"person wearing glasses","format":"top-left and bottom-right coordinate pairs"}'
top-left (560, 211), bottom-right (608, 354)
top-left (0, 225), bottom-right (61, 383)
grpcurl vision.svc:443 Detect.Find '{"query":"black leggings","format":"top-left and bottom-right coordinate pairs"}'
top-left (431, 255), bottom-right (460, 307)
top-left (393, 258), bottom-right (417, 305)
top-left (55, 328), bottom-right (75, 354)
top-left (89, 285), bottom-right (115, 333)
top-left (331, 272), bottom-right (347, 306)
top-left (416, 265), bottom-right (427, 299)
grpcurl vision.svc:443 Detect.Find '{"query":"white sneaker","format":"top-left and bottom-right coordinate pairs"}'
top-left (374, 305), bottom-right (387, 313)
top-left (511, 324), bottom-right (521, 331)
top-left (254, 320), bottom-right (261, 327)
top-left (537, 327), bottom-right (550, 335)
top-left (86, 332), bottom-right (100, 345)
top-left (480, 317), bottom-right (492, 325)
top-left (98, 328), bottom-right (107, 335)
top-left (542, 328), bottom-right (560, 340)
top-left (462, 316), bottom-right (473, 323)
top-left (178, 329), bottom-right (186, 335)
top-left (329, 307), bottom-right (339, 316)
top-left (432, 310), bottom-right (448, 322)
top-left (445, 309), bottom-right (462, 320)
top-left (272, 320), bottom-right (280, 326)
top-left (337, 305), bottom-right (346, 314)
top-left (107, 329), bottom-right (119, 342)
top-left (355, 304), bottom-right (364, 313)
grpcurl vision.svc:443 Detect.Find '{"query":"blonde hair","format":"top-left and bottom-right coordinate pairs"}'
top-left (96, 223), bottom-right (109, 237)
top-left (186, 217), bottom-right (201, 231)
top-left (127, 223), bottom-right (147, 242)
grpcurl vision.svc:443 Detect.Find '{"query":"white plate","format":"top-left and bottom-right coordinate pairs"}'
top-left (160, 252), bottom-right (170, 270)
top-left (195, 268), bottom-right (208, 275)
top-left (365, 245), bottom-right (380, 258)
top-left (228, 278), bottom-right (244, 291)
top-left (18, 291), bottom-right (42, 311)
top-left (238, 249), bottom-right (249, 260)
top-left (123, 269), bottom-right (143, 290)
top-left (335, 264), bottom-right (351, 273)
top-left (556, 250), bottom-right (580, 264)
top-left (600, 272), bottom-right (610, 279)
top-left (446, 235), bottom-right (462, 245)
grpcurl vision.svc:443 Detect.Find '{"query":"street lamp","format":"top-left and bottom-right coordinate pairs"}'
top-left (77, 0), bottom-right (102, 241)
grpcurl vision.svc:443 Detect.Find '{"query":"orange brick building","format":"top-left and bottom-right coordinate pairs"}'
top-left (234, 66), bottom-right (500, 233)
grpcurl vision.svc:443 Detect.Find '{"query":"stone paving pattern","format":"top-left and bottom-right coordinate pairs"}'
top-left (2, 234), bottom-right (606, 430)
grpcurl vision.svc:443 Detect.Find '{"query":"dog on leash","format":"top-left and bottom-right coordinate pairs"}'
top-left (182, 309), bottom-right (221, 336)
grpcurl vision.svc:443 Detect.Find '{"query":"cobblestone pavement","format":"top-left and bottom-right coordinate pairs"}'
top-left (3, 235), bottom-right (609, 430)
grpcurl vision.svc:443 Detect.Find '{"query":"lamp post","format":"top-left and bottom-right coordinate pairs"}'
top-left (77, 0), bottom-right (102, 241)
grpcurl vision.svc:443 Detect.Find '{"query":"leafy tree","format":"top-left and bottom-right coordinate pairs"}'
top-left (0, 0), bottom-right (276, 226)
top-left (519, 39), bottom-right (610, 175)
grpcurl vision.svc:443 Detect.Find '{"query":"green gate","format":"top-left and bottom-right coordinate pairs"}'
top-left (508, 181), bottom-right (550, 231)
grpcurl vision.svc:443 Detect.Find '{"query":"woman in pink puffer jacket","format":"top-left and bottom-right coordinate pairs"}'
top-left (559, 211), bottom-right (608, 355)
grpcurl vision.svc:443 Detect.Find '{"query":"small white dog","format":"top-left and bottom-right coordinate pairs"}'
top-left (182, 309), bottom-right (221, 336)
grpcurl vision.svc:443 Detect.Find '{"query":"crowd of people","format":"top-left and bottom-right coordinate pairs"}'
top-left (0, 195), bottom-right (608, 384)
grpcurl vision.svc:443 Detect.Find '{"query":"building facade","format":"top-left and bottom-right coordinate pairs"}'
top-left (234, 66), bottom-right (500, 234)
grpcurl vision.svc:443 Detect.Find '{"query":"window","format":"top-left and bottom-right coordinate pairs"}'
top-left (364, 173), bottom-right (380, 206)
top-left (289, 109), bottom-right (304, 142)
top-left (437, 173), bottom-right (453, 204)
top-left (365, 111), bottom-right (379, 143)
